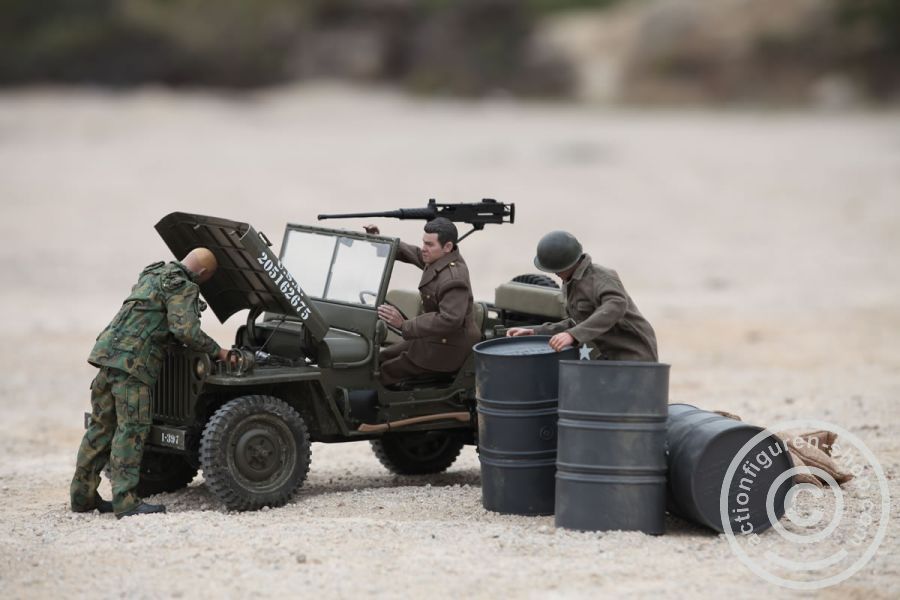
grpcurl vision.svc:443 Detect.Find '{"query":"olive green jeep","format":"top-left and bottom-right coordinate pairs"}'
top-left (113, 212), bottom-right (564, 510)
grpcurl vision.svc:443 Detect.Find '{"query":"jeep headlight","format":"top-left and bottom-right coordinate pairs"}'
top-left (194, 357), bottom-right (207, 379)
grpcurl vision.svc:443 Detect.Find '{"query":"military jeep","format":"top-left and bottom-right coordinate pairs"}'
top-left (130, 212), bottom-right (564, 510)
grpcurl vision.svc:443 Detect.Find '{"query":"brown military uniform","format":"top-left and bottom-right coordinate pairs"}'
top-left (380, 241), bottom-right (482, 385)
top-left (534, 254), bottom-right (658, 361)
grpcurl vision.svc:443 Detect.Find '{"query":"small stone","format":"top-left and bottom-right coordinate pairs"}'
top-left (295, 554), bottom-right (307, 564)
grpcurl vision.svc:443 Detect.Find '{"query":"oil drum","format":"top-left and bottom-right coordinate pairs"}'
top-left (474, 336), bottom-right (577, 515)
top-left (554, 360), bottom-right (669, 533)
top-left (666, 403), bottom-right (793, 533)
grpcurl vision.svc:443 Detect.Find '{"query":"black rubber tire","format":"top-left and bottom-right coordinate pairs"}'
top-left (370, 430), bottom-right (465, 475)
top-left (135, 452), bottom-right (198, 497)
top-left (200, 395), bottom-right (311, 511)
top-left (511, 273), bottom-right (559, 289)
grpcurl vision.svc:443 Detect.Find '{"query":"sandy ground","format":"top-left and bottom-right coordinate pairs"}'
top-left (0, 84), bottom-right (898, 598)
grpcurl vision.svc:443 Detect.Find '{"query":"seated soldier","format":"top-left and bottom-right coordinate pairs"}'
top-left (364, 218), bottom-right (481, 386)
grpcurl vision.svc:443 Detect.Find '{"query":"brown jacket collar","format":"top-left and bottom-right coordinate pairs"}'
top-left (419, 248), bottom-right (462, 286)
top-left (430, 248), bottom-right (462, 273)
top-left (570, 253), bottom-right (591, 282)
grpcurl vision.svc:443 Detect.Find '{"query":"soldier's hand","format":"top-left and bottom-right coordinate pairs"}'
top-left (363, 224), bottom-right (380, 235)
top-left (376, 304), bottom-right (404, 328)
top-left (216, 348), bottom-right (230, 363)
top-left (549, 332), bottom-right (576, 352)
top-left (506, 327), bottom-right (535, 337)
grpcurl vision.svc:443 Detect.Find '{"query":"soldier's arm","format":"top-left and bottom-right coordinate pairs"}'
top-left (396, 240), bottom-right (426, 270)
top-left (532, 318), bottom-right (576, 336)
top-left (568, 277), bottom-right (628, 344)
top-left (400, 280), bottom-right (468, 339)
top-left (165, 284), bottom-right (221, 356)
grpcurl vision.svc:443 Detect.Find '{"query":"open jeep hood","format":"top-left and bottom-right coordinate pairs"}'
top-left (155, 212), bottom-right (329, 340)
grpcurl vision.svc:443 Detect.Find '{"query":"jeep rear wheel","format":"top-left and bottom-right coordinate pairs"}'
top-left (136, 452), bottom-right (198, 497)
top-left (200, 395), bottom-right (311, 511)
top-left (371, 430), bottom-right (464, 475)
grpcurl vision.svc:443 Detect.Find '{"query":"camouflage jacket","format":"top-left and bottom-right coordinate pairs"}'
top-left (534, 254), bottom-right (658, 362)
top-left (88, 261), bottom-right (221, 385)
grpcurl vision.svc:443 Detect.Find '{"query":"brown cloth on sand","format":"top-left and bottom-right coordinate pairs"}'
top-left (778, 430), bottom-right (854, 488)
top-left (712, 411), bottom-right (853, 488)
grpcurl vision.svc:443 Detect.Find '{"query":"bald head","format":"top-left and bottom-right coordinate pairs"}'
top-left (182, 247), bottom-right (218, 283)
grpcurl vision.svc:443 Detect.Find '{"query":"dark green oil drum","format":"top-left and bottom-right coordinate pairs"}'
top-left (474, 336), bottom-right (578, 515)
top-left (666, 403), bottom-right (792, 533)
top-left (555, 361), bottom-right (669, 533)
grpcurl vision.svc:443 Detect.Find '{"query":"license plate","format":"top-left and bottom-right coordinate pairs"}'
top-left (150, 426), bottom-right (186, 451)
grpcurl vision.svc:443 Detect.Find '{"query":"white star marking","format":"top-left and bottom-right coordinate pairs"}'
top-left (579, 343), bottom-right (592, 360)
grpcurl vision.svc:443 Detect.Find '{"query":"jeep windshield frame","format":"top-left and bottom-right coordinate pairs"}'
top-left (277, 224), bottom-right (398, 312)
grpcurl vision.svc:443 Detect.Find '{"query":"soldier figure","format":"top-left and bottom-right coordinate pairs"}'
top-left (507, 231), bottom-right (658, 362)
top-left (70, 248), bottom-right (229, 518)
top-left (364, 218), bottom-right (482, 386)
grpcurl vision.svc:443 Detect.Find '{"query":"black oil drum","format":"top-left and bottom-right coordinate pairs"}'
top-left (554, 361), bottom-right (669, 533)
top-left (666, 403), bottom-right (793, 533)
top-left (474, 336), bottom-right (578, 515)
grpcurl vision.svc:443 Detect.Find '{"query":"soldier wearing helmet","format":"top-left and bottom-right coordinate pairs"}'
top-left (70, 248), bottom-right (230, 519)
top-left (507, 231), bottom-right (658, 361)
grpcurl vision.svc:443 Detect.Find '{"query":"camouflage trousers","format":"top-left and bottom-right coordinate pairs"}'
top-left (70, 367), bottom-right (151, 515)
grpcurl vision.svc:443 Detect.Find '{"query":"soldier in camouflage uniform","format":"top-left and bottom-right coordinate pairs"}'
top-left (70, 248), bottom-right (228, 518)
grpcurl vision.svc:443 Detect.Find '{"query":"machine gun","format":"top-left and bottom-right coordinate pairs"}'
top-left (318, 198), bottom-right (514, 242)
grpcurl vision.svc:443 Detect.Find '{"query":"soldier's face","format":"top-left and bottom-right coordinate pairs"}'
top-left (556, 265), bottom-right (577, 282)
top-left (421, 232), bottom-right (452, 264)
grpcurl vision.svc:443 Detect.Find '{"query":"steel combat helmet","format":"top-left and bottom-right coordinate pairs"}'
top-left (533, 230), bottom-right (583, 273)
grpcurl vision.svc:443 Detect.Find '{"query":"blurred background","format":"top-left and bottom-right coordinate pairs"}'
top-left (2, 0), bottom-right (899, 106)
top-left (1, 4), bottom-right (899, 595)
top-left (1, 0), bottom-right (898, 409)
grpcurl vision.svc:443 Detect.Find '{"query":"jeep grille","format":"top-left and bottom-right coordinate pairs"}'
top-left (153, 349), bottom-right (194, 422)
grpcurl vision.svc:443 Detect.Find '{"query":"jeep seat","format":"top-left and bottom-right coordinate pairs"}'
top-left (474, 301), bottom-right (487, 336)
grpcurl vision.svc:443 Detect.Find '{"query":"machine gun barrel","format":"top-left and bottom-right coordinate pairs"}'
top-left (317, 207), bottom-right (436, 221)
top-left (318, 199), bottom-right (514, 242)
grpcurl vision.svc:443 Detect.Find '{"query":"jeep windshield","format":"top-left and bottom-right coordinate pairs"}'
top-left (280, 228), bottom-right (392, 306)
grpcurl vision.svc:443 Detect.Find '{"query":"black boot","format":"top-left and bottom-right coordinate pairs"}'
top-left (116, 502), bottom-right (167, 520)
top-left (95, 495), bottom-right (114, 514)
top-left (72, 494), bottom-right (114, 514)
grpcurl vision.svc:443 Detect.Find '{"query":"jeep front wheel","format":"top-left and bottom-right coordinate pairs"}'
top-left (371, 430), bottom-right (464, 475)
top-left (200, 395), bottom-right (311, 511)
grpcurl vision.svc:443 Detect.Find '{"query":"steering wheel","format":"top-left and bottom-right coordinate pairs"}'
top-left (380, 299), bottom-right (409, 335)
